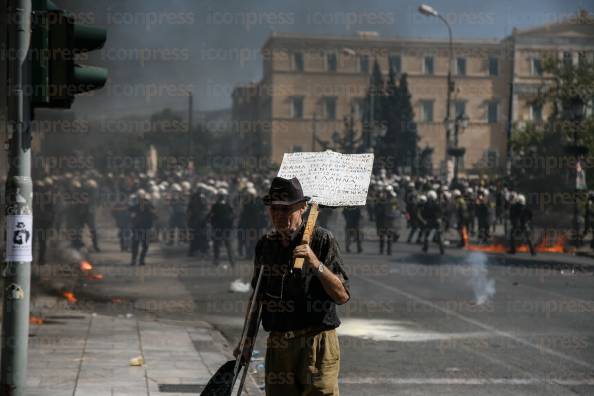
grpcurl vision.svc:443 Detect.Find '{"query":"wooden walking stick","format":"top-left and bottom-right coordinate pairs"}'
top-left (293, 202), bottom-right (319, 270)
top-left (230, 263), bottom-right (264, 394)
top-left (202, 264), bottom-right (264, 396)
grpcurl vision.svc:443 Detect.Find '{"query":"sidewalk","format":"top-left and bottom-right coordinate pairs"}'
top-left (25, 228), bottom-right (263, 395)
top-left (28, 300), bottom-right (233, 395)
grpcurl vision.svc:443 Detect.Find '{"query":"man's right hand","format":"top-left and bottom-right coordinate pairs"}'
top-left (233, 339), bottom-right (252, 364)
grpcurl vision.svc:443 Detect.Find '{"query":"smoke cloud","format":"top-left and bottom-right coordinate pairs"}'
top-left (465, 252), bottom-right (496, 305)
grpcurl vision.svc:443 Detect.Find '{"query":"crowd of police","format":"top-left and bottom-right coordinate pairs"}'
top-left (32, 166), bottom-right (594, 266)
top-left (354, 170), bottom-right (537, 256)
top-left (31, 169), bottom-right (273, 267)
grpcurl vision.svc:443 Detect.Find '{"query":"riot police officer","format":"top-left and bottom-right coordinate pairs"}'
top-left (207, 189), bottom-right (235, 268)
top-left (129, 190), bottom-right (157, 266)
top-left (407, 194), bottom-right (424, 244)
top-left (509, 194), bottom-right (535, 255)
top-left (476, 189), bottom-right (491, 244)
top-left (375, 185), bottom-right (399, 255)
top-left (187, 186), bottom-right (209, 257)
top-left (421, 190), bottom-right (444, 255)
top-left (343, 206), bottom-right (363, 254)
top-left (82, 179), bottom-right (101, 252)
top-left (453, 189), bottom-right (469, 247)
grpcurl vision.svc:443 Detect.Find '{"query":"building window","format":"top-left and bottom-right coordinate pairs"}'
top-left (456, 57), bottom-right (466, 76)
top-left (420, 100), bottom-right (434, 122)
top-left (578, 51), bottom-right (588, 66)
top-left (531, 103), bottom-right (543, 121)
top-left (485, 149), bottom-right (498, 168)
top-left (531, 58), bottom-right (543, 76)
top-left (326, 53), bottom-right (337, 72)
top-left (389, 54), bottom-right (401, 74)
top-left (453, 100), bottom-right (466, 118)
top-left (487, 101), bottom-right (498, 123)
top-left (563, 51), bottom-right (573, 66)
top-left (324, 96), bottom-right (338, 120)
top-left (290, 96), bottom-right (304, 119)
top-left (424, 56), bottom-right (434, 75)
top-left (293, 52), bottom-right (304, 72)
top-left (352, 98), bottom-right (365, 120)
top-left (359, 55), bottom-right (370, 73)
top-left (489, 57), bottom-right (498, 76)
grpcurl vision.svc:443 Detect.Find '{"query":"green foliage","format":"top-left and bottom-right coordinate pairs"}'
top-left (378, 72), bottom-right (419, 173)
top-left (315, 105), bottom-right (362, 154)
top-left (511, 53), bottom-right (594, 196)
top-left (361, 60), bottom-right (386, 151)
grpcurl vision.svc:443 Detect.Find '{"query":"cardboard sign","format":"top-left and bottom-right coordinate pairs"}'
top-left (277, 151), bottom-right (374, 207)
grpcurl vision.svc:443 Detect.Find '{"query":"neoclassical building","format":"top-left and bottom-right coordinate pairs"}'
top-left (232, 11), bottom-right (594, 173)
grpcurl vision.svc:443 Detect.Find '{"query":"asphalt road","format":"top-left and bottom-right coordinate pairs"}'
top-left (75, 218), bottom-right (594, 396)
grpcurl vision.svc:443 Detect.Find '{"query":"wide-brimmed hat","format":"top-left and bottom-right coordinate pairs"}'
top-left (262, 177), bottom-right (309, 206)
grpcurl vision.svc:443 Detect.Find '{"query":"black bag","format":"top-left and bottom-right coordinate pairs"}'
top-left (200, 360), bottom-right (242, 396)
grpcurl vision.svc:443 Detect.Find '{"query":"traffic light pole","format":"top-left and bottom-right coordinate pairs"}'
top-left (2, 1), bottom-right (33, 395)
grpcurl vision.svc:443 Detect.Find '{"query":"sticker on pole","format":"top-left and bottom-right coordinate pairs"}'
top-left (277, 151), bottom-right (374, 207)
top-left (5, 215), bottom-right (33, 262)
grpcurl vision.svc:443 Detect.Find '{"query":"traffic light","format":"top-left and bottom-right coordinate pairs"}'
top-left (32, 0), bottom-right (107, 109)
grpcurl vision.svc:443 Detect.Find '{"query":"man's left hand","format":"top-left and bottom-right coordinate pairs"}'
top-left (293, 243), bottom-right (320, 269)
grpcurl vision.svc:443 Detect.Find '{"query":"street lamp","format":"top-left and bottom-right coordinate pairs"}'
top-left (187, 90), bottom-right (194, 171)
top-left (418, 4), bottom-right (455, 177)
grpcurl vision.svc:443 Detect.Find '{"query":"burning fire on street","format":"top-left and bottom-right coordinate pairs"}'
top-left (79, 260), bottom-right (104, 281)
top-left (463, 228), bottom-right (568, 254)
top-left (29, 315), bottom-right (44, 325)
top-left (62, 292), bottom-right (77, 304)
top-left (80, 260), bottom-right (93, 271)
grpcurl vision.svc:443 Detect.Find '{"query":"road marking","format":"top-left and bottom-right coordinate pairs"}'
top-left (356, 275), bottom-right (594, 369)
top-left (337, 318), bottom-right (491, 342)
top-left (339, 377), bottom-right (594, 385)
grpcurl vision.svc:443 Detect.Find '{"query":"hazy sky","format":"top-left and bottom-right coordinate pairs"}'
top-left (56, 0), bottom-right (593, 118)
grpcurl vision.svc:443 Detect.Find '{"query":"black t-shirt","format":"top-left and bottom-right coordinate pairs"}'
top-left (251, 224), bottom-right (350, 332)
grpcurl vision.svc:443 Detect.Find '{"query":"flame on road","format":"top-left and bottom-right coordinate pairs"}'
top-left (80, 260), bottom-right (93, 271)
top-left (80, 260), bottom-right (104, 281)
top-left (63, 291), bottom-right (77, 304)
top-left (466, 243), bottom-right (507, 253)
top-left (30, 315), bottom-right (44, 325)
top-left (464, 231), bottom-right (567, 254)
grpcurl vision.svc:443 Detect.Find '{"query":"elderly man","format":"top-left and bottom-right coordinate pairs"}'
top-left (235, 176), bottom-right (350, 396)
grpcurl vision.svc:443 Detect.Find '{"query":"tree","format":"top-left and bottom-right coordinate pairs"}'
top-left (511, 53), bottom-right (594, 215)
top-left (361, 59), bottom-right (385, 152)
top-left (378, 71), bottom-right (419, 174)
top-left (418, 146), bottom-right (434, 177)
top-left (316, 105), bottom-right (363, 154)
top-left (376, 63), bottom-right (400, 170)
top-left (150, 108), bottom-right (184, 133)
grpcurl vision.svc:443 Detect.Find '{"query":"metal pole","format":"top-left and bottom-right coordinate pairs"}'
top-left (573, 129), bottom-right (579, 243)
top-left (368, 92), bottom-right (374, 151)
top-left (312, 111), bottom-right (317, 151)
top-left (2, 1), bottom-right (33, 395)
top-left (506, 38), bottom-right (516, 177)
top-left (438, 15), bottom-right (454, 175)
top-left (453, 119), bottom-right (459, 184)
top-left (188, 91), bottom-right (193, 170)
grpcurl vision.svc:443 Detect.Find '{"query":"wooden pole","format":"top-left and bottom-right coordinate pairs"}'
top-left (293, 202), bottom-right (320, 270)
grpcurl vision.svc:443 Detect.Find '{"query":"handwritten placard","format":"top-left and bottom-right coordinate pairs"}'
top-left (277, 151), bottom-right (374, 207)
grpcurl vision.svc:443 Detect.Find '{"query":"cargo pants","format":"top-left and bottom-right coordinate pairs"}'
top-left (265, 329), bottom-right (340, 396)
